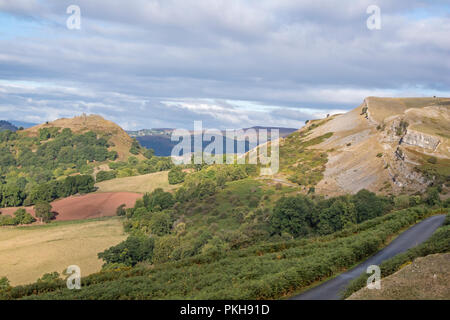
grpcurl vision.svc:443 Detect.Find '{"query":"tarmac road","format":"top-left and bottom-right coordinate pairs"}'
top-left (291, 214), bottom-right (446, 300)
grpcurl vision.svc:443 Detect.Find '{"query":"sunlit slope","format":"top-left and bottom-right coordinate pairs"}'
top-left (276, 97), bottom-right (450, 195)
top-left (23, 114), bottom-right (139, 161)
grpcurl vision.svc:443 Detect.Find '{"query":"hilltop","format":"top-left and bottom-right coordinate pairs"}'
top-left (24, 114), bottom-right (139, 161)
top-left (274, 97), bottom-right (450, 196)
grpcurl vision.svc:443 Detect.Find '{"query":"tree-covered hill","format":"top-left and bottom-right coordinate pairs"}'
top-left (0, 115), bottom-right (165, 209)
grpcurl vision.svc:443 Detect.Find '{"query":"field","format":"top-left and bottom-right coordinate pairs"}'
top-left (95, 170), bottom-right (179, 194)
top-left (1, 192), bottom-right (142, 221)
top-left (0, 217), bottom-right (126, 286)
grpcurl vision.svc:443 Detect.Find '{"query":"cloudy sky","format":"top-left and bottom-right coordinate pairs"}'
top-left (0, 0), bottom-right (449, 130)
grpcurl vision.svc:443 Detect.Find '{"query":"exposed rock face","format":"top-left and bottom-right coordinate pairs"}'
top-left (402, 130), bottom-right (440, 151)
top-left (302, 97), bottom-right (449, 196)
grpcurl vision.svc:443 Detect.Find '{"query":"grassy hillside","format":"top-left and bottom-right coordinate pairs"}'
top-left (2, 206), bottom-right (446, 299)
top-left (274, 97), bottom-right (450, 196)
top-left (1, 98), bottom-right (449, 300)
top-left (95, 170), bottom-right (178, 194)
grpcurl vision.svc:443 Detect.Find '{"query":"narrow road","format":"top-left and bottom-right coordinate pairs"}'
top-left (291, 214), bottom-right (446, 300)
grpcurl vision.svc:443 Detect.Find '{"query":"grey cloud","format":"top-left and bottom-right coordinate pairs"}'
top-left (0, 0), bottom-right (449, 129)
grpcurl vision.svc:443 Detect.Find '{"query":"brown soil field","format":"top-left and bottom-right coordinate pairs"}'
top-left (0, 192), bottom-right (142, 222)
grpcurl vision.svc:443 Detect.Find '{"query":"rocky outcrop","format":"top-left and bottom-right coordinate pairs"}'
top-left (401, 130), bottom-right (441, 151)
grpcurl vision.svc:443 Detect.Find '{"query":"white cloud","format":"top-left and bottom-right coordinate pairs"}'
top-left (0, 0), bottom-right (449, 129)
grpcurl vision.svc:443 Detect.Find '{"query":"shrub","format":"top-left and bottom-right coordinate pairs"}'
top-left (116, 204), bottom-right (126, 216)
top-left (168, 166), bottom-right (186, 185)
top-left (149, 211), bottom-right (172, 236)
top-left (13, 208), bottom-right (36, 225)
top-left (0, 277), bottom-right (11, 291)
top-left (96, 170), bottom-right (117, 183)
top-left (98, 235), bottom-right (155, 267)
top-left (270, 195), bottom-right (315, 237)
top-left (427, 156), bottom-right (437, 164)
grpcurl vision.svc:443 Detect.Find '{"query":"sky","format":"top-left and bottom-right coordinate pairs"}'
top-left (0, 0), bottom-right (449, 130)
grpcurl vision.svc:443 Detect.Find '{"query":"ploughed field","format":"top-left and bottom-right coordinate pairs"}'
top-left (1, 192), bottom-right (142, 221)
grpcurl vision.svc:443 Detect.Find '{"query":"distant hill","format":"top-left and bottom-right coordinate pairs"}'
top-left (0, 120), bottom-right (18, 132)
top-left (8, 120), bottom-right (38, 129)
top-left (130, 126), bottom-right (297, 156)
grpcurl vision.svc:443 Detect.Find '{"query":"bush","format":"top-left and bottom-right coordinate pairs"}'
top-left (37, 272), bottom-right (60, 284)
top-left (149, 211), bottom-right (172, 236)
top-left (168, 167), bottom-right (186, 185)
top-left (0, 277), bottom-right (11, 291)
top-left (116, 204), bottom-right (126, 216)
top-left (98, 235), bottom-right (155, 267)
top-left (96, 170), bottom-right (117, 183)
top-left (270, 195), bottom-right (315, 237)
top-left (0, 215), bottom-right (16, 226)
top-left (427, 156), bottom-right (437, 164)
top-left (13, 208), bottom-right (36, 225)
top-left (425, 187), bottom-right (440, 206)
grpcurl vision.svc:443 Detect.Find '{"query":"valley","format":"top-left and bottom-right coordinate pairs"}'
top-left (0, 97), bottom-right (449, 300)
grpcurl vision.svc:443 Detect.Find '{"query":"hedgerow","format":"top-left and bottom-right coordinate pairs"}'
top-left (1, 205), bottom-right (441, 300)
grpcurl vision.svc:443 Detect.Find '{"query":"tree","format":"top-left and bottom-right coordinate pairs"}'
top-left (0, 277), bottom-right (11, 291)
top-left (129, 139), bottom-right (141, 155)
top-left (98, 235), bottom-right (155, 266)
top-left (116, 204), bottom-right (126, 216)
top-left (142, 148), bottom-right (154, 159)
top-left (168, 166), bottom-right (186, 185)
top-left (270, 195), bottom-right (315, 237)
top-left (35, 201), bottom-right (55, 223)
top-left (13, 208), bottom-right (36, 225)
top-left (425, 187), bottom-right (440, 206)
top-left (149, 211), bottom-right (172, 236)
top-left (317, 197), bottom-right (356, 234)
top-left (143, 188), bottom-right (174, 212)
top-left (353, 189), bottom-right (385, 223)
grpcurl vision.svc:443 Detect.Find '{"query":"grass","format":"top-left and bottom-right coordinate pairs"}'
top-left (279, 131), bottom-right (333, 187)
top-left (12, 205), bottom-right (438, 300)
top-left (0, 217), bottom-right (126, 286)
top-left (95, 170), bottom-right (179, 194)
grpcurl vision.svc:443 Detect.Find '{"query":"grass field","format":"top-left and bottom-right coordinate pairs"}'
top-left (95, 170), bottom-right (179, 194)
top-left (0, 217), bottom-right (126, 286)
